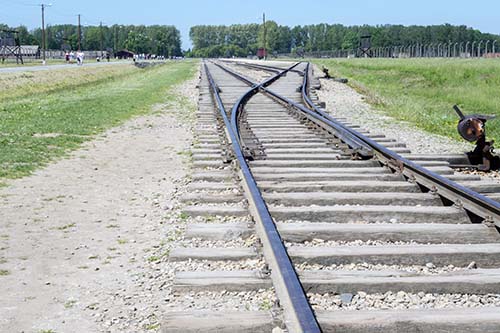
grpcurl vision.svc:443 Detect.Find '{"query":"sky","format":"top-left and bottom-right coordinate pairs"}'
top-left (1, 0), bottom-right (499, 49)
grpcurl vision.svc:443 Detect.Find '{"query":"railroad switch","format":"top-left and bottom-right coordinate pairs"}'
top-left (320, 66), bottom-right (349, 83)
top-left (453, 105), bottom-right (499, 171)
top-left (322, 66), bottom-right (331, 79)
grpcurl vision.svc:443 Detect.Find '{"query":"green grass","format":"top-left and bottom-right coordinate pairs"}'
top-left (64, 299), bottom-right (77, 309)
top-left (259, 299), bottom-right (273, 310)
top-left (0, 59), bottom-right (65, 67)
top-left (0, 60), bottom-right (198, 180)
top-left (145, 323), bottom-right (160, 330)
top-left (312, 58), bottom-right (500, 141)
top-left (56, 223), bottom-right (76, 230)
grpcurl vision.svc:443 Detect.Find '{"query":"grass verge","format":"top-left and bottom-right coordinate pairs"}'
top-left (312, 58), bottom-right (500, 141)
top-left (0, 60), bottom-right (198, 180)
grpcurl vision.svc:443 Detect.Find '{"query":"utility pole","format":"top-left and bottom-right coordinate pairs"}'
top-left (99, 21), bottom-right (103, 57)
top-left (113, 25), bottom-right (117, 54)
top-left (77, 14), bottom-right (81, 51)
top-left (263, 12), bottom-right (267, 60)
top-left (40, 3), bottom-right (51, 63)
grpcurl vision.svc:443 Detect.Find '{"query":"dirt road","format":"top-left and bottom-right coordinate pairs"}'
top-left (0, 79), bottom-right (196, 333)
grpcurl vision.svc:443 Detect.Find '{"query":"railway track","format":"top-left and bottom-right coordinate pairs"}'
top-left (162, 60), bottom-right (500, 332)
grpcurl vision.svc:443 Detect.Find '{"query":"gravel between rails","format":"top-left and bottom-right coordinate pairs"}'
top-left (171, 259), bottom-right (267, 272)
top-left (286, 239), bottom-right (421, 248)
top-left (296, 263), bottom-right (468, 275)
top-left (308, 291), bottom-right (500, 311)
top-left (166, 289), bottom-right (277, 312)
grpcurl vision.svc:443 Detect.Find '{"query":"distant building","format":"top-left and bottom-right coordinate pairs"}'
top-left (257, 48), bottom-right (267, 59)
top-left (19, 45), bottom-right (40, 57)
top-left (115, 49), bottom-right (134, 59)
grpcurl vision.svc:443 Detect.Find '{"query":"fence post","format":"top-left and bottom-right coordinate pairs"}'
top-left (493, 40), bottom-right (497, 55)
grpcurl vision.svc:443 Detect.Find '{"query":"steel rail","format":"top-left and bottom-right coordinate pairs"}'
top-left (214, 61), bottom-right (374, 158)
top-left (224, 60), bottom-right (303, 74)
top-left (203, 61), bottom-right (322, 333)
top-left (301, 62), bottom-right (500, 225)
top-left (231, 61), bottom-right (281, 74)
top-left (222, 62), bottom-right (302, 145)
top-left (214, 59), bottom-right (500, 224)
top-left (262, 86), bottom-right (374, 158)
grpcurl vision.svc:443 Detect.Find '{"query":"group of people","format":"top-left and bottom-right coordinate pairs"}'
top-left (132, 53), bottom-right (166, 61)
top-left (64, 51), bottom-right (85, 65)
top-left (64, 51), bottom-right (109, 65)
top-left (96, 53), bottom-right (111, 62)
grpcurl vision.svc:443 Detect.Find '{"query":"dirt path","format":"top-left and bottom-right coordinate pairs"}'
top-left (0, 79), bottom-right (197, 332)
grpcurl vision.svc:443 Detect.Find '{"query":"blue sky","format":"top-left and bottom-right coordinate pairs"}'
top-left (1, 0), bottom-right (499, 49)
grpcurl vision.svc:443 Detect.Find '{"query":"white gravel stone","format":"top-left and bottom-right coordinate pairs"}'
top-left (308, 291), bottom-right (500, 311)
top-left (296, 263), bottom-right (464, 275)
top-left (286, 239), bottom-right (420, 248)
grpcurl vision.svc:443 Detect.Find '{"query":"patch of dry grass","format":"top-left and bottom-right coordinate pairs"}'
top-left (0, 64), bottom-right (137, 101)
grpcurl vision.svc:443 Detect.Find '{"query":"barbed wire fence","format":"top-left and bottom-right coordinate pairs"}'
top-left (278, 40), bottom-right (500, 59)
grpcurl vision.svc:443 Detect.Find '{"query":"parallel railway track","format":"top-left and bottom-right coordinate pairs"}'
top-left (162, 60), bottom-right (500, 332)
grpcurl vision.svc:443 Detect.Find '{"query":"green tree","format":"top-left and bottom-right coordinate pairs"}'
top-left (125, 30), bottom-right (151, 53)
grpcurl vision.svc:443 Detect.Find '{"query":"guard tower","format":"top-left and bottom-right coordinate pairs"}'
top-left (358, 34), bottom-right (372, 58)
top-left (0, 29), bottom-right (24, 64)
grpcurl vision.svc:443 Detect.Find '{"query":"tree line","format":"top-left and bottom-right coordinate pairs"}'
top-left (187, 23), bottom-right (500, 57)
top-left (0, 23), bottom-right (182, 56)
top-left (3, 22), bottom-right (499, 58)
